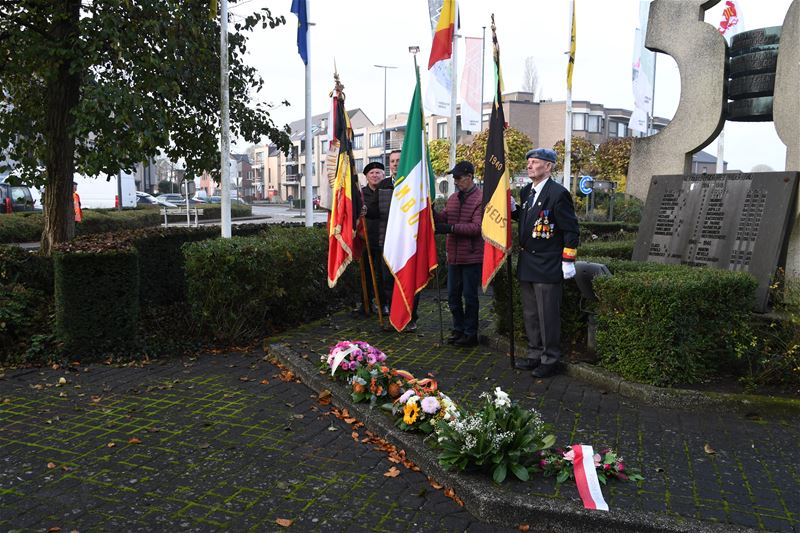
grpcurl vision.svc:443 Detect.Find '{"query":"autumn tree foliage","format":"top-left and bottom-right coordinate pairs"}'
top-left (0, 1), bottom-right (292, 254)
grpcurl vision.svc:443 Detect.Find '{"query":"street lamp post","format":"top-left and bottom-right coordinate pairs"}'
top-left (374, 64), bottom-right (397, 167)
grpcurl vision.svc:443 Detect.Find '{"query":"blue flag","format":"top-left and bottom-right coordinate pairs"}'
top-left (290, 0), bottom-right (308, 65)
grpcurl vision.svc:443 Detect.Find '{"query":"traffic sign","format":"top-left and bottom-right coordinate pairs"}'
top-left (579, 176), bottom-right (594, 195)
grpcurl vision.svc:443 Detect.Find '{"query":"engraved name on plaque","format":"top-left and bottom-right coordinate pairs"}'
top-left (633, 172), bottom-right (799, 312)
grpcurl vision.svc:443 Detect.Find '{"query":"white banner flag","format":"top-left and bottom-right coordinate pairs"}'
top-left (459, 37), bottom-right (482, 133)
top-left (629, 1), bottom-right (656, 133)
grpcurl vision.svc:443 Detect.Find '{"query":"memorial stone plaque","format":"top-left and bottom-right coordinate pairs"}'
top-left (633, 172), bottom-right (798, 312)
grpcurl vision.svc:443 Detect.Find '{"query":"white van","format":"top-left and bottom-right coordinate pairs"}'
top-left (73, 171), bottom-right (136, 209)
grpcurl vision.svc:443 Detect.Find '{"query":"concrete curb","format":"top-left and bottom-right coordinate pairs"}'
top-left (491, 337), bottom-right (800, 417)
top-left (270, 342), bottom-right (756, 533)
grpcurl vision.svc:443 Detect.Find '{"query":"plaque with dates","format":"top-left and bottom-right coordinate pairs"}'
top-left (633, 172), bottom-right (798, 312)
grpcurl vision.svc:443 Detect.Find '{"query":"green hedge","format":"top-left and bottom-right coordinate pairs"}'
top-left (184, 226), bottom-right (359, 342)
top-left (0, 283), bottom-right (51, 363)
top-left (595, 268), bottom-right (757, 386)
top-left (579, 221), bottom-right (638, 242)
top-left (0, 245), bottom-right (54, 295)
top-left (578, 239), bottom-right (635, 260)
top-left (54, 246), bottom-right (140, 358)
top-left (0, 213), bottom-right (44, 243)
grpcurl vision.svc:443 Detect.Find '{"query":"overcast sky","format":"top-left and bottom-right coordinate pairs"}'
top-left (234, 0), bottom-right (793, 172)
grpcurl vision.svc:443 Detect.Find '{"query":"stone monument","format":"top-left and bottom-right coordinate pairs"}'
top-left (628, 0), bottom-right (800, 290)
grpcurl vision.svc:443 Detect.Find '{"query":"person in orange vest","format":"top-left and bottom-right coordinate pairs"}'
top-left (73, 181), bottom-right (82, 223)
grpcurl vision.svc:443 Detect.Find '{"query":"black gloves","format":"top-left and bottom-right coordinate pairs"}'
top-left (435, 223), bottom-right (453, 234)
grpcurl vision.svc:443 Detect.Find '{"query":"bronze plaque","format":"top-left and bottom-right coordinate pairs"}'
top-left (633, 172), bottom-right (798, 312)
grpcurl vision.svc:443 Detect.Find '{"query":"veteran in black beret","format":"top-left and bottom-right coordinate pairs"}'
top-left (510, 147), bottom-right (580, 378)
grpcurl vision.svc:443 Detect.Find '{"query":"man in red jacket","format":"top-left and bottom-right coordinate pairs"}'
top-left (435, 161), bottom-right (484, 347)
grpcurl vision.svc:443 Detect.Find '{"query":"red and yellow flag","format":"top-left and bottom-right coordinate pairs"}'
top-left (326, 77), bottom-right (361, 288)
top-left (428, 0), bottom-right (456, 69)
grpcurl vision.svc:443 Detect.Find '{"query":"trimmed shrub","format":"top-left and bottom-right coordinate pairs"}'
top-left (0, 212), bottom-right (44, 243)
top-left (594, 268), bottom-right (757, 386)
top-left (578, 239), bottom-right (635, 260)
top-left (0, 284), bottom-right (51, 363)
top-left (0, 245), bottom-right (54, 295)
top-left (76, 208), bottom-right (162, 235)
top-left (54, 246), bottom-right (140, 358)
top-left (184, 225), bottom-right (359, 342)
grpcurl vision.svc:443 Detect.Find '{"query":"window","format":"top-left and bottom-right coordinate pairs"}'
top-left (616, 122), bottom-right (627, 137)
top-left (321, 140), bottom-right (329, 153)
top-left (352, 134), bottom-right (364, 150)
top-left (355, 159), bottom-right (365, 173)
top-left (587, 115), bottom-right (603, 133)
top-left (368, 156), bottom-right (383, 164)
top-left (436, 122), bottom-right (447, 138)
top-left (255, 152), bottom-right (263, 163)
top-left (572, 113), bottom-right (587, 131)
top-left (369, 132), bottom-right (383, 148)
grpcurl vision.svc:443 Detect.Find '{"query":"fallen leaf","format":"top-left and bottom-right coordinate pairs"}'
top-left (198, 442), bottom-right (211, 449)
top-left (52, 364), bottom-right (60, 370)
top-left (106, 442), bottom-right (116, 448)
top-left (703, 443), bottom-right (716, 455)
top-left (238, 376), bottom-right (251, 382)
top-left (428, 478), bottom-right (443, 490)
top-left (70, 530), bottom-right (79, 533)
top-left (275, 518), bottom-right (293, 527)
top-left (351, 431), bottom-right (359, 441)
top-left (58, 392), bottom-right (67, 398)
top-left (47, 462), bottom-right (56, 469)
top-left (317, 390), bottom-right (332, 406)
top-left (444, 487), bottom-right (464, 506)
top-left (384, 467), bottom-right (401, 477)
top-left (128, 437), bottom-right (142, 445)
top-left (146, 427), bottom-right (160, 433)
top-left (344, 417), bottom-right (357, 424)
top-left (518, 525), bottom-right (530, 532)
top-left (90, 396), bottom-right (102, 403)
top-left (259, 379), bottom-right (270, 385)
top-left (278, 370), bottom-right (295, 382)
top-left (655, 467), bottom-right (665, 473)
top-left (47, 528), bottom-right (61, 532)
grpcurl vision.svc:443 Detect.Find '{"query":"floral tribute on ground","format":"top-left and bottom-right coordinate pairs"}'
top-left (321, 341), bottom-right (644, 498)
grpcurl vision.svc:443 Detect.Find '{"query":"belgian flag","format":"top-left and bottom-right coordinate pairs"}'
top-left (480, 18), bottom-right (511, 291)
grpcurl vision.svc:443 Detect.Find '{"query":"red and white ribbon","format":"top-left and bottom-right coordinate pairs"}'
top-left (572, 444), bottom-right (609, 511)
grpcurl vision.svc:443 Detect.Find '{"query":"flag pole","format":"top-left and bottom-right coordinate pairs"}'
top-left (361, 217), bottom-right (384, 325)
top-left (219, 0), bottom-right (231, 238)
top-left (564, 0), bottom-right (575, 193)
top-left (303, 0), bottom-right (313, 227)
top-left (449, 30), bottom-right (458, 171)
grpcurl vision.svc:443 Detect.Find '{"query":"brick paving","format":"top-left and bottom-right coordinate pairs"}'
top-left (2, 289), bottom-right (799, 532)
top-left (272, 291), bottom-right (800, 533)
top-left (1, 352), bottom-right (511, 532)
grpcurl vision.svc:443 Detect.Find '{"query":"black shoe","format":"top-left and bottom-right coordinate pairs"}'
top-left (446, 331), bottom-right (464, 344)
top-left (454, 334), bottom-right (478, 347)
top-left (514, 358), bottom-right (541, 371)
top-left (403, 320), bottom-right (418, 333)
top-left (532, 363), bottom-right (558, 378)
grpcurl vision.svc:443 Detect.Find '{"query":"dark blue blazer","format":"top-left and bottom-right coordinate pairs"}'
top-left (513, 178), bottom-right (580, 283)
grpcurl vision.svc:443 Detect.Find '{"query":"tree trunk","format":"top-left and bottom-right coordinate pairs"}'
top-left (40, 0), bottom-right (81, 256)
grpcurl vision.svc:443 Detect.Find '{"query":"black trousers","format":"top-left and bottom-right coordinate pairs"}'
top-left (519, 281), bottom-right (562, 365)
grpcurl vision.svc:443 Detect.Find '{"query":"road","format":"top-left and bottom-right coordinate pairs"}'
top-left (13, 204), bottom-right (329, 249)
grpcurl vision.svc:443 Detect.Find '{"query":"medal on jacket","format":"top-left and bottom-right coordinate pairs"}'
top-left (532, 210), bottom-right (553, 239)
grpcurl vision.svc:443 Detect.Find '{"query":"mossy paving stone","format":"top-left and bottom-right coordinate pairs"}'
top-left (0, 354), bottom-right (514, 532)
top-left (275, 290), bottom-right (800, 532)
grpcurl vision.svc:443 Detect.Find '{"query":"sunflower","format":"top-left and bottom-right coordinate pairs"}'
top-left (403, 401), bottom-right (420, 425)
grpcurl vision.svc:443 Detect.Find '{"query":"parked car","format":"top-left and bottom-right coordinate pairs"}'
top-left (158, 193), bottom-right (186, 204)
top-left (137, 191), bottom-right (177, 208)
top-left (206, 196), bottom-right (248, 206)
top-left (0, 181), bottom-right (36, 213)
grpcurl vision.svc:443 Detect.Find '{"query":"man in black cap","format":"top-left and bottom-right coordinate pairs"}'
top-left (511, 148), bottom-right (579, 378)
top-left (434, 161), bottom-right (483, 346)
top-left (359, 161), bottom-right (394, 316)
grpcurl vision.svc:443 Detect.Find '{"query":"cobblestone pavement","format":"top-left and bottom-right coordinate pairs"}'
top-left (1, 352), bottom-right (513, 532)
top-left (272, 291), bottom-right (800, 533)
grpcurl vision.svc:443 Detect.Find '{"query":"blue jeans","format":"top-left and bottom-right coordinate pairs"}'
top-left (448, 263), bottom-right (481, 336)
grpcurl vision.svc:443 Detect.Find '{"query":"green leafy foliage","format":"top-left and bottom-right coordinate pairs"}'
top-left (434, 388), bottom-right (555, 483)
top-left (183, 226), bottom-right (359, 342)
top-left (0, 0), bottom-right (291, 252)
top-left (463, 126), bottom-right (533, 178)
top-left (553, 137), bottom-right (597, 182)
top-left (427, 139), bottom-right (470, 176)
top-left (595, 268), bottom-right (757, 386)
top-left (54, 247), bottom-right (140, 359)
top-left (0, 284), bottom-right (51, 363)
top-left (594, 138), bottom-right (633, 189)
top-left (0, 245), bottom-right (54, 294)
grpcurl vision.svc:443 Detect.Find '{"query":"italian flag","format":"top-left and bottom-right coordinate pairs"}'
top-left (384, 69), bottom-right (438, 331)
